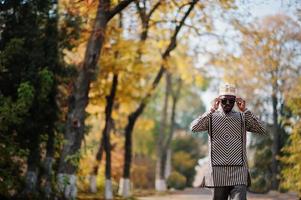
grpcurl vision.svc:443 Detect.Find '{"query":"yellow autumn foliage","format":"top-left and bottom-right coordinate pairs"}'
top-left (280, 77), bottom-right (301, 197)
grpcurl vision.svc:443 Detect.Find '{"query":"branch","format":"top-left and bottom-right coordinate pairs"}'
top-left (148, 0), bottom-right (198, 96)
top-left (177, 2), bottom-right (192, 11)
top-left (107, 0), bottom-right (135, 21)
top-left (135, 0), bottom-right (146, 23)
top-left (147, 1), bottom-right (161, 18)
top-left (183, 23), bottom-right (203, 36)
top-left (183, 23), bottom-right (220, 38)
top-left (162, 0), bottom-right (198, 58)
top-left (149, 19), bottom-right (176, 27)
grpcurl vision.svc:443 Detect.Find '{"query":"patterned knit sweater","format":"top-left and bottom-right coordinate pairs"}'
top-left (190, 109), bottom-right (267, 187)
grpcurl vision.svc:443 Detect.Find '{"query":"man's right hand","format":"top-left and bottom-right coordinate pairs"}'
top-left (210, 97), bottom-right (220, 112)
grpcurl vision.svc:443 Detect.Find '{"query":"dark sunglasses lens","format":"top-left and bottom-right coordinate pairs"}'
top-left (221, 99), bottom-right (235, 105)
top-left (221, 99), bottom-right (227, 105)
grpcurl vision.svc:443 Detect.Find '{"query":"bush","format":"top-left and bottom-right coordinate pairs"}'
top-left (167, 171), bottom-right (186, 190)
top-left (249, 170), bottom-right (270, 193)
top-left (249, 131), bottom-right (272, 193)
top-left (132, 156), bottom-right (156, 189)
top-left (171, 136), bottom-right (202, 160)
top-left (172, 151), bottom-right (196, 186)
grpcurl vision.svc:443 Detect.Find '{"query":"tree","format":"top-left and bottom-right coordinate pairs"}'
top-left (118, 0), bottom-right (162, 196)
top-left (87, 12), bottom-right (123, 199)
top-left (280, 77), bottom-right (301, 198)
top-left (119, 0), bottom-right (198, 194)
top-left (57, 1), bottom-right (134, 198)
top-left (0, 0), bottom-right (60, 198)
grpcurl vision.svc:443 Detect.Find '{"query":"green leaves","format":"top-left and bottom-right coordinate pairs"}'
top-left (0, 82), bottom-right (35, 132)
top-left (16, 82), bottom-right (35, 112)
top-left (167, 171), bottom-right (186, 190)
top-left (170, 136), bottom-right (201, 187)
top-left (65, 150), bottom-right (81, 168)
top-left (38, 69), bottom-right (54, 102)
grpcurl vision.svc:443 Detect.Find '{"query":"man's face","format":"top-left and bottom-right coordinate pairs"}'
top-left (220, 95), bottom-right (236, 113)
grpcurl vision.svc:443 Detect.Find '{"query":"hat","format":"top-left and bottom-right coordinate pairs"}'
top-left (219, 83), bottom-right (237, 96)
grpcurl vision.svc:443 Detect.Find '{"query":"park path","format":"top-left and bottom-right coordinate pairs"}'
top-left (137, 188), bottom-right (298, 200)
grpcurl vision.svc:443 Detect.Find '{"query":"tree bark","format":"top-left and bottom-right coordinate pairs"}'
top-left (58, 0), bottom-right (109, 175)
top-left (104, 74), bottom-right (118, 199)
top-left (90, 136), bottom-right (104, 193)
top-left (90, 74), bottom-right (118, 195)
top-left (164, 77), bottom-right (182, 154)
top-left (41, 130), bottom-right (55, 198)
top-left (57, 0), bottom-right (134, 198)
top-left (270, 68), bottom-right (282, 190)
top-left (23, 135), bottom-right (40, 196)
top-left (156, 74), bottom-right (182, 190)
top-left (271, 92), bottom-right (280, 190)
top-left (164, 77), bottom-right (181, 178)
top-left (155, 73), bottom-right (170, 191)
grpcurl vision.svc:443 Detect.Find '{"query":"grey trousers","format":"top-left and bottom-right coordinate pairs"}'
top-left (211, 185), bottom-right (247, 200)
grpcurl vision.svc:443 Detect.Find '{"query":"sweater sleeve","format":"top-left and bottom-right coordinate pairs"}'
top-left (189, 111), bottom-right (213, 133)
top-left (244, 109), bottom-right (267, 134)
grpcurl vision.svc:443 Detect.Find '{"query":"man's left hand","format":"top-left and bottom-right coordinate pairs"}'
top-left (236, 97), bottom-right (247, 112)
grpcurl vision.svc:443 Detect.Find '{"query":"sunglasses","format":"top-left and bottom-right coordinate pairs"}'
top-left (221, 98), bottom-right (236, 105)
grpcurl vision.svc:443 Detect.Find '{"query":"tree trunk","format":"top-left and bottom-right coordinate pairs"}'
top-left (271, 93), bottom-right (280, 190)
top-left (119, 1), bottom-right (161, 197)
top-left (23, 135), bottom-right (40, 196)
top-left (57, 0), bottom-right (133, 198)
top-left (90, 136), bottom-right (104, 193)
top-left (41, 130), bottom-right (55, 198)
top-left (104, 131), bottom-right (113, 199)
top-left (90, 74), bottom-right (118, 195)
top-left (156, 75), bottom-right (182, 190)
top-left (104, 74), bottom-right (118, 199)
top-left (57, 0), bottom-right (108, 175)
top-left (164, 148), bottom-right (172, 179)
top-left (164, 77), bottom-right (182, 179)
top-left (155, 73), bottom-right (170, 191)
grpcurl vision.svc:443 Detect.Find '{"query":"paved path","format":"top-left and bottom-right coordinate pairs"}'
top-left (137, 188), bottom-right (298, 200)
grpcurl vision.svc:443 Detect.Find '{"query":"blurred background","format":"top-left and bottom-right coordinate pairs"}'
top-left (1, 0), bottom-right (301, 199)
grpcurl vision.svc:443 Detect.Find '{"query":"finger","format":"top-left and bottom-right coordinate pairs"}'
top-left (214, 98), bottom-right (219, 104)
top-left (237, 98), bottom-right (245, 105)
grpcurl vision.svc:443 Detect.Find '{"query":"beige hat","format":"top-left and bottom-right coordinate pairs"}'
top-left (219, 83), bottom-right (237, 96)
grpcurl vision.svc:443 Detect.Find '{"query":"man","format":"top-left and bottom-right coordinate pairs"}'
top-left (190, 83), bottom-right (266, 200)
